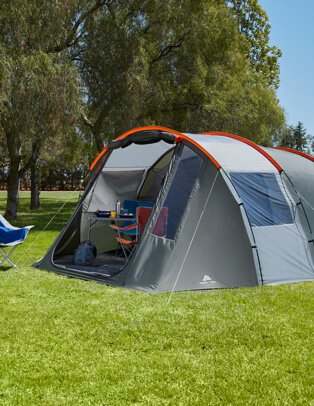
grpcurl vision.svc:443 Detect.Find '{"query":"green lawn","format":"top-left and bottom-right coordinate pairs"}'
top-left (0, 192), bottom-right (313, 405)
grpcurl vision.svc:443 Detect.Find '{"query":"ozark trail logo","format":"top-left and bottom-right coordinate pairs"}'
top-left (200, 275), bottom-right (216, 285)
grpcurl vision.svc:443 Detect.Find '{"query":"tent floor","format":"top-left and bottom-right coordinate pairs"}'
top-left (53, 252), bottom-right (126, 277)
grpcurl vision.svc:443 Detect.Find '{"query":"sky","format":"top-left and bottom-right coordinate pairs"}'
top-left (259, 0), bottom-right (314, 136)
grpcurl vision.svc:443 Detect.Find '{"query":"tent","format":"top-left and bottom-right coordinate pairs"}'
top-left (34, 126), bottom-right (314, 292)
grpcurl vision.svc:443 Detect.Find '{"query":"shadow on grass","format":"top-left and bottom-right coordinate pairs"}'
top-left (0, 265), bottom-right (13, 272)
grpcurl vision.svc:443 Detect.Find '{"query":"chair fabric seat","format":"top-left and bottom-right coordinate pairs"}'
top-left (110, 223), bottom-right (138, 236)
top-left (0, 215), bottom-right (33, 268)
top-left (0, 226), bottom-right (28, 245)
top-left (118, 228), bottom-right (137, 236)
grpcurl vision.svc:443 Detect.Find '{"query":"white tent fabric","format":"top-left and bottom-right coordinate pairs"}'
top-left (105, 141), bottom-right (172, 168)
top-left (185, 134), bottom-right (275, 173)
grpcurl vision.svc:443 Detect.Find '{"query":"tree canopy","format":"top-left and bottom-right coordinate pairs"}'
top-left (0, 0), bottom-right (288, 218)
top-left (0, 0), bottom-right (87, 217)
top-left (279, 122), bottom-right (313, 154)
top-left (226, 0), bottom-right (282, 89)
top-left (80, 0), bottom-right (284, 149)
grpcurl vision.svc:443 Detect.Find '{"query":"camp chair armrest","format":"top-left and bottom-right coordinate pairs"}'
top-left (116, 237), bottom-right (137, 246)
top-left (110, 223), bottom-right (138, 231)
top-left (120, 223), bottom-right (138, 231)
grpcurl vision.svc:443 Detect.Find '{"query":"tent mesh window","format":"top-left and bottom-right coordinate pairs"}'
top-left (138, 148), bottom-right (174, 202)
top-left (230, 172), bottom-right (294, 227)
top-left (152, 146), bottom-right (203, 240)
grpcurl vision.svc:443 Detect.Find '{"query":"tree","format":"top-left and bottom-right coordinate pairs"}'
top-left (226, 0), bottom-right (282, 89)
top-left (0, 0), bottom-right (287, 219)
top-left (278, 125), bottom-right (295, 149)
top-left (0, 0), bottom-right (106, 218)
top-left (0, 50), bottom-right (82, 217)
top-left (279, 122), bottom-right (311, 153)
top-left (80, 0), bottom-right (285, 149)
top-left (294, 122), bottom-right (309, 152)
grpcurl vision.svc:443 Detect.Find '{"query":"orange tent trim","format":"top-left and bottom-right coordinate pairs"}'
top-left (90, 126), bottom-right (222, 171)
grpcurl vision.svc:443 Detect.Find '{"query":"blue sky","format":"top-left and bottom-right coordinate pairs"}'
top-left (259, 0), bottom-right (314, 136)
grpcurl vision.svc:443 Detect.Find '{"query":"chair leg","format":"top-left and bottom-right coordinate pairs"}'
top-left (0, 246), bottom-right (18, 269)
top-left (120, 242), bottom-right (129, 260)
top-left (115, 237), bottom-right (136, 261)
top-left (115, 230), bottom-right (136, 260)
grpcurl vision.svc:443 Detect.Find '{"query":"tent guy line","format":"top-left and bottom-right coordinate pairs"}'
top-left (15, 184), bottom-right (88, 267)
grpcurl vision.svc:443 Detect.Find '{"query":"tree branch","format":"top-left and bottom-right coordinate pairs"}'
top-left (136, 100), bottom-right (204, 121)
top-left (82, 114), bottom-right (104, 152)
top-left (82, 114), bottom-right (97, 135)
top-left (47, 0), bottom-right (114, 54)
top-left (150, 35), bottom-right (187, 64)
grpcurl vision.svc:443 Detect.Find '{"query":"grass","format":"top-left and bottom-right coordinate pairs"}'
top-left (0, 191), bottom-right (313, 405)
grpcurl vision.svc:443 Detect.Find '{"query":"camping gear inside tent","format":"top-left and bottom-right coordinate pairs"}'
top-left (33, 126), bottom-right (314, 292)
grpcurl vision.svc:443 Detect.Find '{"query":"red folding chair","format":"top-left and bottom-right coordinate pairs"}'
top-left (115, 207), bottom-right (153, 259)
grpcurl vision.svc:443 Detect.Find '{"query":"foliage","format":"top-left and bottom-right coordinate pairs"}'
top-left (0, 0), bottom-right (287, 216)
top-left (39, 164), bottom-right (88, 191)
top-left (0, 0), bottom-right (287, 154)
top-left (0, 46), bottom-right (11, 116)
top-left (80, 0), bottom-right (285, 147)
top-left (1, 51), bottom-right (82, 144)
top-left (0, 191), bottom-right (313, 405)
top-left (279, 122), bottom-right (313, 154)
top-left (0, 0), bottom-right (103, 216)
top-left (226, 0), bottom-right (282, 89)
top-left (0, 0), bottom-right (85, 162)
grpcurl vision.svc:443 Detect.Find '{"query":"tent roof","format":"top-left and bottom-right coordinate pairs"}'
top-left (89, 126), bottom-right (221, 171)
top-left (264, 147), bottom-right (314, 173)
top-left (185, 133), bottom-right (278, 173)
top-left (271, 147), bottom-right (314, 162)
top-left (90, 126), bottom-right (314, 174)
top-left (104, 141), bottom-right (172, 170)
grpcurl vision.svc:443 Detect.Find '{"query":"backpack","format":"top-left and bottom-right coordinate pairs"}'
top-left (73, 241), bottom-right (97, 266)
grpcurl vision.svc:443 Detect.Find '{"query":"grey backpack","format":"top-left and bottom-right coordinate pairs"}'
top-left (73, 241), bottom-right (97, 266)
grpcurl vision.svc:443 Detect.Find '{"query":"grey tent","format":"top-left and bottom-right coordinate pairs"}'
top-left (34, 126), bottom-right (314, 292)
top-left (264, 147), bottom-right (314, 235)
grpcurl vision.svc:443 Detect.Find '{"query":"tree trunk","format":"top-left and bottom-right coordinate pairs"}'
top-left (94, 131), bottom-right (104, 153)
top-left (5, 158), bottom-right (20, 220)
top-left (30, 142), bottom-right (41, 210)
top-left (5, 132), bottom-right (21, 220)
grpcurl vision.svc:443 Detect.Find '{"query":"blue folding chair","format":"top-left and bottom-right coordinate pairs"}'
top-left (0, 214), bottom-right (34, 269)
